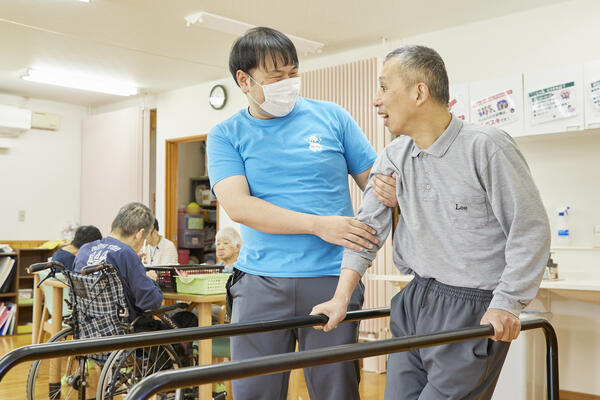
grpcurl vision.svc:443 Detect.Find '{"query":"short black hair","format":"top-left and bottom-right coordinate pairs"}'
top-left (229, 27), bottom-right (299, 86)
top-left (153, 218), bottom-right (159, 233)
top-left (72, 225), bottom-right (102, 248)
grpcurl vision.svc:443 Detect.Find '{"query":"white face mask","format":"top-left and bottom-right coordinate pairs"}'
top-left (247, 75), bottom-right (301, 117)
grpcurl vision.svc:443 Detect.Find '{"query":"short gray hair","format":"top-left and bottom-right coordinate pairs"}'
top-left (110, 202), bottom-right (154, 237)
top-left (216, 227), bottom-right (242, 248)
top-left (385, 45), bottom-right (449, 105)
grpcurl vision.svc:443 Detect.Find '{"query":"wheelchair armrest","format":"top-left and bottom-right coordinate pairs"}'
top-left (140, 302), bottom-right (188, 318)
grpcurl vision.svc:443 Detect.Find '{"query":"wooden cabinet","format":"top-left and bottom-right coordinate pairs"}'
top-left (0, 248), bottom-right (53, 335)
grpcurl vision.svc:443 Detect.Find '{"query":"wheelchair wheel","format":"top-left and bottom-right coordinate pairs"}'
top-left (27, 327), bottom-right (103, 400)
top-left (97, 344), bottom-right (184, 400)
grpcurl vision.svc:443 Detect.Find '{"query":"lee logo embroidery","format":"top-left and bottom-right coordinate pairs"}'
top-left (306, 135), bottom-right (323, 152)
top-left (455, 204), bottom-right (468, 211)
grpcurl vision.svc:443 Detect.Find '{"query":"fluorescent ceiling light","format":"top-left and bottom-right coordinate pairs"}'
top-left (22, 68), bottom-right (139, 97)
top-left (184, 11), bottom-right (324, 54)
top-left (79, 0), bottom-right (91, 3)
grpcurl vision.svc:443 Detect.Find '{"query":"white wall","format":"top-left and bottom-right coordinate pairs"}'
top-left (0, 94), bottom-right (87, 240)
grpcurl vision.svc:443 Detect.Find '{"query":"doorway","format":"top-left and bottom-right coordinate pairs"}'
top-left (165, 135), bottom-right (219, 264)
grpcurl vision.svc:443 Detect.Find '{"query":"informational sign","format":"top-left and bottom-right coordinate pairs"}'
top-left (528, 82), bottom-right (577, 125)
top-left (584, 60), bottom-right (600, 129)
top-left (590, 79), bottom-right (600, 110)
top-left (471, 89), bottom-right (519, 127)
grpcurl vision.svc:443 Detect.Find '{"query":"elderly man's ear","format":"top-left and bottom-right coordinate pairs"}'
top-left (135, 228), bottom-right (146, 241)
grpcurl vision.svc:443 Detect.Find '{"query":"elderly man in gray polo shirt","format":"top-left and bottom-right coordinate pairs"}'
top-left (312, 45), bottom-right (551, 399)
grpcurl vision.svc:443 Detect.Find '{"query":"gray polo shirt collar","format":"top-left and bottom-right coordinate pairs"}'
top-left (410, 114), bottom-right (463, 158)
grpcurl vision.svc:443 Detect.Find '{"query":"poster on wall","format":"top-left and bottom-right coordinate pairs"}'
top-left (469, 76), bottom-right (524, 136)
top-left (471, 89), bottom-right (519, 127)
top-left (584, 60), bottom-right (600, 128)
top-left (590, 79), bottom-right (600, 110)
top-left (524, 65), bottom-right (583, 135)
top-left (448, 84), bottom-right (469, 121)
top-left (527, 81), bottom-right (578, 125)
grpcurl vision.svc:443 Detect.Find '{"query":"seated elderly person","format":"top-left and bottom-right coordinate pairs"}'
top-left (213, 227), bottom-right (242, 323)
top-left (215, 227), bottom-right (242, 273)
top-left (143, 218), bottom-right (179, 265)
top-left (52, 225), bottom-right (102, 271)
top-left (74, 202), bottom-right (164, 328)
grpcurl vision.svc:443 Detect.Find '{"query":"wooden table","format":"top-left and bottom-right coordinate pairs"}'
top-left (32, 273), bottom-right (43, 344)
top-left (32, 277), bottom-right (226, 399)
top-left (32, 276), bottom-right (67, 344)
top-left (30, 277), bottom-right (68, 389)
top-left (162, 292), bottom-right (226, 399)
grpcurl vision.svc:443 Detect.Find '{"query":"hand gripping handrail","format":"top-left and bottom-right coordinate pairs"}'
top-left (125, 318), bottom-right (559, 400)
top-left (0, 307), bottom-right (390, 382)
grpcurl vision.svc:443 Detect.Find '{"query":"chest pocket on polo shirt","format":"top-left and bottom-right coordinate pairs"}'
top-left (450, 195), bottom-right (489, 229)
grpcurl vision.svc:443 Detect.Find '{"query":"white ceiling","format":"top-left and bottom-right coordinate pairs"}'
top-left (0, 0), bottom-right (567, 106)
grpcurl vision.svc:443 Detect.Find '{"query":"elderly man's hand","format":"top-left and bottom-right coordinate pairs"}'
top-left (310, 296), bottom-right (349, 332)
top-left (146, 270), bottom-right (158, 281)
top-left (480, 308), bottom-right (521, 342)
top-left (372, 174), bottom-right (398, 207)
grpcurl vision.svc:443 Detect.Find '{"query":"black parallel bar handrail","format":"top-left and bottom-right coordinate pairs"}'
top-left (125, 318), bottom-right (559, 400)
top-left (0, 307), bottom-right (389, 382)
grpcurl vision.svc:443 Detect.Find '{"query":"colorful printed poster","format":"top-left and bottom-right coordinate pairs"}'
top-left (590, 79), bottom-right (600, 110)
top-left (471, 89), bottom-right (519, 127)
top-left (528, 82), bottom-right (577, 125)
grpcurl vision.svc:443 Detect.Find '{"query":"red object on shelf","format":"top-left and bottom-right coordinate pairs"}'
top-left (177, 249), bottom-right (190, 264)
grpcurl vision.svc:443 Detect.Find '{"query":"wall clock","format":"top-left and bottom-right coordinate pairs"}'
top-left (209, 84), bottom-right (227, 110)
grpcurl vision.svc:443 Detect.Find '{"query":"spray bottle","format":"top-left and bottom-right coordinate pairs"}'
top-left (556, 206), bottom-right (572, 247)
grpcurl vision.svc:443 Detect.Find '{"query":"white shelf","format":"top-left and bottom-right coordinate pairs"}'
top-left (550, 246), bottom-right (600, 251)
top-left (365, 274), bottom-right (413, 282)
top-left (368, 273), bottom-right (600, 293)
top-left (540, 278), bottom-right (600, 291)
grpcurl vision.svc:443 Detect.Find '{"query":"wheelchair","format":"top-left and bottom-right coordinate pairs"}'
top-left (26, 261), bottom-right (194, 400)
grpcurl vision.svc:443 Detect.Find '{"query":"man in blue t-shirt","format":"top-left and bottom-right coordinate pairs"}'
top-left (74, 202), bottom-right (163, 322)
top-left (208, 27), bottom-right (395, 400)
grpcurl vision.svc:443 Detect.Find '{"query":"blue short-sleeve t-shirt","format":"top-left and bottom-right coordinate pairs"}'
top-left (207, 97), bottom-right (377, 277)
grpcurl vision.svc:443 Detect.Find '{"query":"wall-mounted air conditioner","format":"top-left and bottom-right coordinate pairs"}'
top-left (0, 104), bottom-right (32, 136)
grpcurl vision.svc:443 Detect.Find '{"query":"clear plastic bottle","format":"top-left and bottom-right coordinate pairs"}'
top-left (556, 206), bottom-right (571, 247)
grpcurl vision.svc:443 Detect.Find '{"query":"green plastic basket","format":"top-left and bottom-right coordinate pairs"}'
top-left (175, 273), bottom-right (229, 295)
